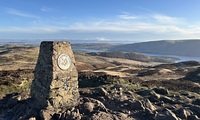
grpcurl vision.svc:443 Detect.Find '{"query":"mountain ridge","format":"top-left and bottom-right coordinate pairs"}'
top-left (109, 39), bottom-right (200, 57)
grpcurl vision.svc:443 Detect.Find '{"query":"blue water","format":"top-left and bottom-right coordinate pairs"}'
top-left (141, 53), bottom-right (200, 62)
top-left (74, 47), bottom-right (200, 62)
top-left (74, 48), bottom-right (200, 62)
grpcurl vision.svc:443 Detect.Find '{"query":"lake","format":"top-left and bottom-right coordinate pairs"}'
top-left (73, 48), bottom-right (200, 63)
top-left (141, 53), bottom-right (200, 63)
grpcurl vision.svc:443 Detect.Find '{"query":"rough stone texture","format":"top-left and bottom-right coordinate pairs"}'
top-left (153, 88), bottom-right (169, 95)
top-left (155, 109), bottom-right (181, 120)
top-left (142, 99), bottom-right (156, 111)
top-left (31, 41), bottom-right (79, 113)
top-left (91, 111), bottom-right (114, 120)
top-left (98, 87), bottom-right (109, 96)
top-left (178, 108), bottom-right (192, 119)
top-left (130, 100), bottom-right (145, 111)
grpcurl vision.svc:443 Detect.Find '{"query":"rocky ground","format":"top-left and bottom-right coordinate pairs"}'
top-left (0, 45), bottom-right (200, 120)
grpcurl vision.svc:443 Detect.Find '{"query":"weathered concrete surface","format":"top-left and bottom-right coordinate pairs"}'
top-left (31, 41), bottom-right (79, 113)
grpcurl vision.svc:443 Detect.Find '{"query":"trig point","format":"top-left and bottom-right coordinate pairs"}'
top-left (31, 41), bottom-right (79, 112)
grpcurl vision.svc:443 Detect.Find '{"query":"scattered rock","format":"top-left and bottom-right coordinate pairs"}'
top-left (98, 87), bottom-right (109, 96)
top-left (187, 115), bottom-right (200, 120)
top-left (117, 112), bottom-right (134, 120)
top-left (137, 90), bottom-right (152, 96)
top-left (29, 117), bottom-right (36, 120)
top-left (160, 96), bottom-right (175, 104)
top-left (64, 109), bottom-right (82, 120)
top-left (130, 98), bottom-right (156, 113)
top-left (40, 109), bottom-right (53, 120)
top-left (149, 91), bottom-right (161, 102)
top-left (82, 97), bottom-right (108, 113)
top-left (145, 108), bottom-right (154, 116)
top-left (153, 88), bottom-right (169, 95)
top-left (192, 99), bottom-right (200, 106)
top-left (130, 100), bottom-right (145, 111)
top-left (155, 109), bottom-right (181, 120)
top-left (189, 105), bottom-right (200, 116)
top-left (142, 99), bottom-right (156, 111)
top-left (91, 111), bottom-right (114, 120)
top-left (83, 102), bottom-right (95, 114)
top-left (177, 108), bottom-right (192, 119)
top-left (117, 112), bottom-right (128, 118)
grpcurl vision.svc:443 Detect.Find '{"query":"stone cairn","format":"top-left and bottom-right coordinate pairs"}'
top-left (31, 41), bottom-right (79, 113)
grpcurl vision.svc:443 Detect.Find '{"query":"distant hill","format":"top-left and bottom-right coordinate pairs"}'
top-left (109, 40), bottom-right (200, 57)
top-left (72, 43), bottom-right (118, 52)
top-left (88, 51), bottom-right (177, 63)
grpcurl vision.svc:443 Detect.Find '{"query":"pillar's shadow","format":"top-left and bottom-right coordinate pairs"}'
top-left (0, 42), bottom-right (54, 119)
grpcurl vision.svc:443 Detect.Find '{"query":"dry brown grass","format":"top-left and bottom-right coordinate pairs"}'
top-left (139, 79), bottom-right (200, 93)
top-left (0, 46), bottom-right (39, 70)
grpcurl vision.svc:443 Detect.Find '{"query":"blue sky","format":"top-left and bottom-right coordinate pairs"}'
top-left (1, 0), bottom-right (200, 42)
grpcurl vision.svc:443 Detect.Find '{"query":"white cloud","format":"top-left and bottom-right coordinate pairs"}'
top-left (152, 14), bottom-right (182, 24)
top-left (0, 27), bottom-right (61, 34)
top-left (67, 19), bottom-right (183, 34)
top-left (118, 14), bottom-right (138, 20)
top-left (96, 37), bottom-right (110, 41)
top-left (5, 8), bottom-right (39, 18)
top-left (64, 14), bottom-right (200, 40)
top-left (41, 7), bottom-right (54, 12)
top-left (0, 14), bottom-right (195, 38)
top-left (2, 11), bottom-right (200, 41)
top-left (68, 14), bottom-right (189, 34)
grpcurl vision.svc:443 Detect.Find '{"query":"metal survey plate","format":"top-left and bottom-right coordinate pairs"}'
top-left (57, 54), bottom-right (72, 70)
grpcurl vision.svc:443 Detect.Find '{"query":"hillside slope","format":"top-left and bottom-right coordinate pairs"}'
top-left (110, 40), bottom-right (200, 57)
top-left (88, 51), bottom-right (177, 63)
top-left (1, 44), bottom-right (200, 119)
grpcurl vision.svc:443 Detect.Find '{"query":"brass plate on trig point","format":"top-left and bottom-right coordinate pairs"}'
top-left (57, 54), bottom-right (72, 70)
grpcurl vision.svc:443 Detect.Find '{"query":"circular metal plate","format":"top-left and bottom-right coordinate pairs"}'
top-left (57, 54), bottom-right (72, 70)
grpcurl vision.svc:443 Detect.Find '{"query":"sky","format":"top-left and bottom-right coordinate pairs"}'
top-left (1, 0), bottom-right (200, 43)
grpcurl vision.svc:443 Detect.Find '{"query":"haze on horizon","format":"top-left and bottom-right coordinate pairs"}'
top-left (1, 0), bottom-right (200, 43)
